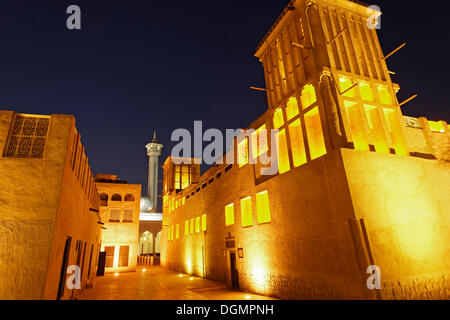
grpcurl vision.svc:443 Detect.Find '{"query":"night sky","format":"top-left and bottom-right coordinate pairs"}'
top-left (1, 0), bottom-right (449, 198)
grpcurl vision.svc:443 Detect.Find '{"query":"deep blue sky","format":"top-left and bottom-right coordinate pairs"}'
top-left (1, 0), bottom-right (449, 198)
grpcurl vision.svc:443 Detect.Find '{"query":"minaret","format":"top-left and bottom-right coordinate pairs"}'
top-left (146, 131), bottom-right (163, 212)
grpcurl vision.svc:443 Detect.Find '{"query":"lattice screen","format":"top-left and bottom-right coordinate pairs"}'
top-left (109, 209), bottom-right (121, 222)
top-left (4, 114), bottom-right (50, 158)
top-left (122, 209), bottom-right (133, 222)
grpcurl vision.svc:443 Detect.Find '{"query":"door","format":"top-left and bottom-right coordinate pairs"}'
top-left (229, 251), bottom-right (239, 289)
top-left (57, 237), bottom-right (72, 300)
top-left (97, 252), bottom-right (106, 276)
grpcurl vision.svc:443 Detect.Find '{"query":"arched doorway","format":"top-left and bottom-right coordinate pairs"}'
top-left (139, 231), bottom-right (154, 255)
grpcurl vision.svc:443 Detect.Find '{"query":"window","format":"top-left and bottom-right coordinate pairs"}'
top-left (377, 86), bottom-right (393, 105)
top-left (240, 196), bottom-right (253, 227)
top-left (428, 121), bottom-right (445, 133)
top-left (122, 209), bottom-right (133, 222)
top-left (124, 194), bottom-right (134, 201)
top-left (344, 101), bottom-right (369, 151)
top-left (359, 82), bottom-right (374, 101)
top-left (100, 193), bottom-right (108, 206)
top-left (238, 138), bottom-right (249, 168)
top-left (190, 218), bottom-right (194, 234)
top-left (286, 97), bottom-right (299, 121)
top-left (276, 129), bottom-right (290, 174)
top-left (118, 246), bottom-right (129, 267)
top-left (251, 125), bottom-right (268, 159)
top-left (301, 84), bottom-right (318, 108)
top-left (201, 214), bottom-right (207, 231)
top-left (111, 194), bottom-right (122, 201)
top-left (338, 77), bottom-right (355, 98)
top-left (171, 225), bottom-right (175, 240)
top-left (184, 220), bottom-right (189, 235)
top-left (383, 108), bottom-right (408, 156)
top-left (105, 246), bottom-right (115, 268)
top-left (273, 108), bottom-right (284, 129)
top-left (256, 191), bottom-right (271, 224)
top-left (195, 217), bottom-right (200, 233)
top-left (288, 119), bottom-right (307, 167)
top-left (304, 107), bottom-right (327, 160)
top-left (109, 209), bottom-right (121, 222)
top-left (364, 105), bottom-right (389, 154)
top-left (182, 197), bottom-right (186, 205)
top-left (225, 203), bottom-right (235, 226)
top-left (3, 114), bottom-right (50, 158)
top-left (176, 224), bottom-right (180, 239)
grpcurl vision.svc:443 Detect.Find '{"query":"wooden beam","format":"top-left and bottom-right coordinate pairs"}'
top-left (292, 41), bottom-right (311, 50)
top-left (250, 86), bottom-right (267, 92)
top-left (382, 43), bottom-right (406, 61)
top-left (327, 26), bottom-right (348, 45)
top-left (398, 94), bottom-right (418, 108)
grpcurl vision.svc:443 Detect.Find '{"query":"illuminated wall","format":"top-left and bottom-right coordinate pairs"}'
top-left (95, 178), bottom-right (141, 273)
top-left (0, 110), bottom-right (102, 300)
top-left (161, 0), bottom-right (450, 300)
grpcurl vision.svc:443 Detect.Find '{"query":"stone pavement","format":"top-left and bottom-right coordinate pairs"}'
top-left (77, 266), bottom-right (275, 300)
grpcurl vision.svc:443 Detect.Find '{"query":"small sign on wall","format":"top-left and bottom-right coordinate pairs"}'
top-left (238, 248), bottom-right (244, 258)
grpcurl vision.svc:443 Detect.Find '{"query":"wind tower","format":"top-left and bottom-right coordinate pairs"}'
top-left (146, 132), bottom-right (163, 212)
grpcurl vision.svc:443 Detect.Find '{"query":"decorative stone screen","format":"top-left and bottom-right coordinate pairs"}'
top-left (109, 209), bottom-right (121, 222)
top-left (4, 114), bottom-right (50, 158)
top-left (122, 209), bottom-right (133, 222)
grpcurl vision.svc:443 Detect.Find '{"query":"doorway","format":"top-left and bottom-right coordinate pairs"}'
top-left (229, 251), bottom-right (239, 289)
top-left (57, 236), bottom-right (72, 300)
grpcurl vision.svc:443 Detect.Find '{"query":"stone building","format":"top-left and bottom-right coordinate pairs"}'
top-left (95, 174), bottom-right (141, 273)
top-left (0, 110), bottom-right (103, 300)
top-left (161, 0), bottom-right (450, 299)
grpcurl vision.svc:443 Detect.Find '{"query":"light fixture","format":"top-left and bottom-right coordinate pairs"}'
top-left (245, 295), bottom-right (251, 299)
top-left (142, 268), bottom-right (146, 272)
top-left (189, 277), bottom-right (194, 281)
top-left (114, 273), bottom-right (119, 276)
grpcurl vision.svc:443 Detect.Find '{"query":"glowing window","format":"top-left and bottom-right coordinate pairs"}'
top-left (240, 197), bottom-right (253, 227)
top-left (251, 125), bottom-right (268, 159)
top-left (182, 197), bottom-right (186, 205)
top-left (175, 224), bottom-right (180, 239)
top-left (364, 105), bottom-right (389, 154)
top-left (201, 214), bottom-right (207, 231)
top-left (286, 97), bottom-right (299, 120)
top-left (190, 218), bottom-right (194, 234)
top-left (377, 86), bottom-right (393, 105)
top-left (276, 128), bottom-right (291, 174)
top-left (301, 84), bottom-right (317, 109)
top-left (225, 203), bottom-right (235, 226)
top-left (338, 77), bottom-right (355, 98)
top-left (256, 191), bottom-right (271, 224)
top-left (170, 225), bottom-right (174, 241)
top-left (273, 108), bottom-right (284, 129)
top-left (428, 121), bottom-right (445, 133)
top-left (238, 138), bottom-right (249, 168)
top-left (344, 101), bottom-right (369, 151)
top-left (359, 82), bottom-right (374, 101)
top-left (184, 220), bottom-right (189, 235)
top-left (175, 200), bottom-right (178, 209)
top-left (288, 119), bottom-right (307, 167)
top-left (304, 107), bottom-right (327, 160)
top-left (383, 108), bottom-right (408, 156)
top-left (195, 217), bottom-right (200, 233)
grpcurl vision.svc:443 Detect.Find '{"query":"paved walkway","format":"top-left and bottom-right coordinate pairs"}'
top-left (78, 266), bottom-right (275, 300)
